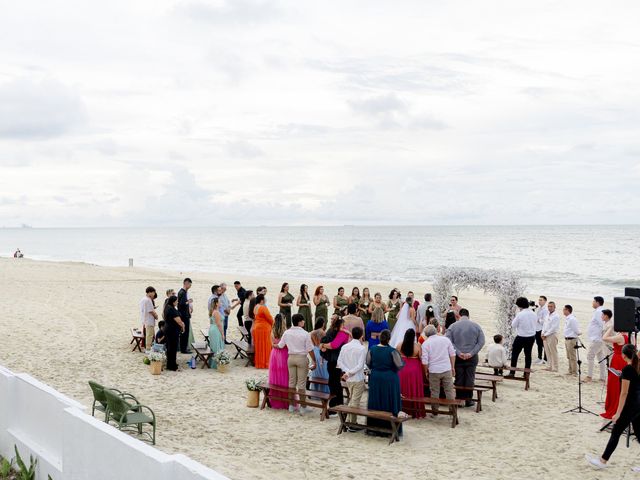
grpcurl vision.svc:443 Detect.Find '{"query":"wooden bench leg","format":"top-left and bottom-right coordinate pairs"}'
top-left (492, 382), bottom-right (497, 401)
top-left (260, 389), bottom-right (270, 410)
top-left (476, 390), bottom-right (482, 413)
top-left (320, 400), bottom-right (328, 421)
top-left (525, 372), bottom-right (530, 390)
top-left (389, 422), bottom-right (398, 445)
top-left (336, 412), bottom-right (347, 435)
top-left (451, 406), bottom-right (458, 428)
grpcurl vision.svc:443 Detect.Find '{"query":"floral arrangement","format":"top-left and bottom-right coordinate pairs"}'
top-left (214, 350), bottom-right (231, 365)
top-left (433, 266), bottom-right (524, 356)
top-left (147, 351), bottom-right (166, 363)
top-left (245, 377), bottom-right (264, 391)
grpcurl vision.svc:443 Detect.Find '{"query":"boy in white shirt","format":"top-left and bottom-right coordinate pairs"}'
top-left (486, 334), bottom-right (508, 375)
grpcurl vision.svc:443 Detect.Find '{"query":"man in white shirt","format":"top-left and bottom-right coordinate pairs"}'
top-left (277, 313), bottom-right (316, 413)
top-left (585, 296), bottom-right (606, 382)
top-left (509, 297), bottom-right (538, 374)
top-left (563, 305), bottom-right (581, 376)
top-left (337, 326), bottom-right (367, 426)
top-left (417, 293), bottom-right (441, 329)
top-left (140, 286), bottom-right (158, 351)
top-left (422, 325), bottom-right (456, 409)
top-left (541, 301), bottom-right (560, 372)
top-left (534, 295), bottom-right (549, 365)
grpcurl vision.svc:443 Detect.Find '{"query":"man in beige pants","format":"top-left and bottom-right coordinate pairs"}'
top-left (563, 305), bottom-right (581, 375)
top-left (276, 314), bottom-right (316, 414)
top-left (422, 325), bottom-right (456, 412)
top-left (337, 327), bottom-right (367, 427)
top-left (541, 301), bottom-right (560, 372)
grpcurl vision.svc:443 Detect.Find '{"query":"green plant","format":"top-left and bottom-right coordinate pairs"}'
top-left (245, 377), bottom-right (264, 391)
top-left (14, 445), bottom-right (36, 480)
top-left (214, 350), bottom-right (231, 365)
top-left (0, 456), bottom-right (13, 478)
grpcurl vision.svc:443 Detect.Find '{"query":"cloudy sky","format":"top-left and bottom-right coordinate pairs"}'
top-left (1, 0), bottom-right (639, 227)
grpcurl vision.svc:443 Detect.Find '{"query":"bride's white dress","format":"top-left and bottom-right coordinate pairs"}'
top-left (389, 303), bottom-right (416, 347)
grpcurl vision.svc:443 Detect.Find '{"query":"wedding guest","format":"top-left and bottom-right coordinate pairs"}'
top-left (154, 321), bottom-right (166, 348)
top-left (253, 294), bottom-right (274, 369)
top-left (366, 329), bottom-right (404, 436)
top-left (163, 295), bottom-right (185, 371)
top-left (309, 317), bottom-right (330, 394)
top-left (233, 281), bottom-right (247, 327)
top-left (534, 295), bottom-right (549, 365)
top-left (208, 297), bottom-right (225, 368)
top-left (313, 286), bottom-right (330, 324)
top-left (359, 288), bottom-right (372, 323)
top-left (369, 291), bottom-right (388, 317)
top-left (366, 301), bottom-right (389, 348)
top-left (449, 296), bottom-right (462, 320)
top-left (348, 287), bottom-right (361, 308)
top-left (446, 308), bottom-right (485, 407)
top-left (422, 325), bottom-right (456, 410)
top-left (320, 317), bottom-right (351, 409)
top-left (541, 301), bottom-right (560, 372)
top-left (586, 344), bottom-right (640, 470)
top-left (564, 305), bottom-right (581, 376)
top-left (343, 303), bottom-right (364, 334)
top-left (444, 311), bottom-right (457, 331)
top-left (256, 286), bottom-right (267, 304)
top-left (586, 296), bottom-right (607, 383)
top-left (397, 329), bottom-right (425, 418)
top-left (334, 287), bottom-right (349, 317)
top-left (408, 291), bottom-right (420, 310)
top-left (278, 282), bottom-right (295, 328)
top-left (218, 283), bottom-right (232, 344)
top-left (387, 289), bottom-right (402, 331)
top-left (269, 314), bottom-right (290, 410)
top-left (178, 278), bottom-right (193, 354)
top-left (337, 326), bottom-right (367, 427)
top-left (485, 334), bottom-right (508, 375)
top-left (297, 284), bottom-right (313, 331)
top-left (509, 297), bottom-right (537, 374)
top-left (140, 286), bottom-right (158, 351)
top-left (600, 316), bottom-right (628, 420)
top-left (242, 290), bottom-right (255, 344)
top-left (417, 293), bottom-right (439, 330)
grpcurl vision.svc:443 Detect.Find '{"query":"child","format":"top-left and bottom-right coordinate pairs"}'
top-left (486, 334), bottom-right (508, 375)
top-left (153, 321), bottom-right (167, 352)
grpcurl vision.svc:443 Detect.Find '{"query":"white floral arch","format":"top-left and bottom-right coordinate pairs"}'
top-left (433, 267), bottom-right (525, 355)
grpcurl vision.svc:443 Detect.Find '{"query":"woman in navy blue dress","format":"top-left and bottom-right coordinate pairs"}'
top-left (365, 304), bottom-right (389, 348)
top-left (366, 329), bottom-right (404, 436)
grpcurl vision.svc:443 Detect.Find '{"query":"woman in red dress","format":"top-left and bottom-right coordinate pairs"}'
top-left (396, 329), bottom-right (425, 418)
top-left (601, 322), bottom-right (628, 420)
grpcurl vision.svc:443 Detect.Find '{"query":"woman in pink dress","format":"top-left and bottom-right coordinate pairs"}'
top-left (396, 329), bottom-right (425, 418)
top-left (268, 314), bottom-right (289, 409)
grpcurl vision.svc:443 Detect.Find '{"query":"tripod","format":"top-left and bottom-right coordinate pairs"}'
top-left (597, 349), bottom-right (613, 404)
top-left (563, 340), bottom-right (597, 415)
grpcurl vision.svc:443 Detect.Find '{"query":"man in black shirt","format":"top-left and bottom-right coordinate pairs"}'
top-left (178, 277), bottom-right (193, 354)
top-left (234, 281), bottom-right (247, 326)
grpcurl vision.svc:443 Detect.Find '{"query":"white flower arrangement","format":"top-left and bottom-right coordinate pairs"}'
top-left (147, 351), bottom-right (166, 363)
top-left (433, 266), bottom-right (525, 356)
top-left (245, 377), bottom-right (264, 391)
top-left (214, 350), bottom-right (231, 365)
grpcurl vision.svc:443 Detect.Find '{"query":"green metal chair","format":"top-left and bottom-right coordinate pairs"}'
top-left (104, 388), bottom-right (156, 445)
top-left (88, 381), bottom-right (139, 421)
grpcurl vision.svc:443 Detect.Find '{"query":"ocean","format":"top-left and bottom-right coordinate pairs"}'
top-left (1, 225), bottom-right (638, 299)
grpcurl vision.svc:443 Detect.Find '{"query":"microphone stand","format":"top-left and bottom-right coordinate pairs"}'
top-left (597, 350), bottom-right (613, 405)
top-left (564, 340), bottom-right (597, 415)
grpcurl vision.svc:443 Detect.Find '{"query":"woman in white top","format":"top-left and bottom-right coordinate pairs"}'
top-left (509, 296), bottom-right (538, 374)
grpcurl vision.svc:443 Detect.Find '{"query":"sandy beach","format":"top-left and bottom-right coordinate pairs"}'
top-left (0, 257), bottom-right (636, 479)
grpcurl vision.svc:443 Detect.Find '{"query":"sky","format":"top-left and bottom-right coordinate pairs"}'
top-left (1, 0), bottom-right (640, 227)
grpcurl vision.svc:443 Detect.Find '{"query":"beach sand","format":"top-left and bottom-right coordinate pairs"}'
top-left (0, 257), bottom-right (635, 479)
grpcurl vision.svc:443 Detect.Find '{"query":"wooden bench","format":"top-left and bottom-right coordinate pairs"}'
top-left (231, 340), bottom-right (255, 366)
top-left (401, 396), bottom-right (465, 428)
top-left (191, 343), bottom-right (215, 368)
top-left (478, 365), bottom-right (532, 390)
top-left (454, 385), bottom-right (492, 413)
top-left (238, 325), bottom-right (250, 342)
top-left (130, 328), bottom-right (144, 352)
top-left (306, 377), bottom-right (351, 400)
top-left (200, 329), bottom-right (209, 344)
top-left (475, 373), bottom-right (503, 401)
top-left (329, 405), bottom-right (409, 444)
top-left (259, 383), bottom-right (333, 420)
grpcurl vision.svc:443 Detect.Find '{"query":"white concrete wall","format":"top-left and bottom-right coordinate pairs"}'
top-left (0, 364), bottom-right (228, 480)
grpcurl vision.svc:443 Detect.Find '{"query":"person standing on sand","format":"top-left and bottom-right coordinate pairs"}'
top-left (563, 305), bottom-right (581, 376)
top-left (342, 303), bottom-right (364, 334)
top-left (585, 296), bottom-right (606, 383)
top-left (534, 295), bottom-right (549, 365)
top-left (218, 283), bottom-right (232, 344)
top-left (541, 301), bottom-right (560, 372)
top-left (178, 278), bottom-right (193, 354)
top-left (233, 281), bottom-right (247, 327)
top-left (140, 286), bottom-right (158, 351)
top-left (509, 297), bottom-right (537, 373)
top-left (163, 295), bottom-right (185, 371)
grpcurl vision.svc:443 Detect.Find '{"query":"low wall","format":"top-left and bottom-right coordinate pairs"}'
top-left (0, 365), bottom-right (228, 480)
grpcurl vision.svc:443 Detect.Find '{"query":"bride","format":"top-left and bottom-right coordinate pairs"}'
top-left (389, 296), bottom-right (418, 347)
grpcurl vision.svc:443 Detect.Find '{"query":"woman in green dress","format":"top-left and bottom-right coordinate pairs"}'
top-left (314, 285), bottom-right (330, 325)
top-left (348, 287), bottom-right (361, 310)
top-left (278, 282), bottom-right (295, 328)
top-left (207, 297), bottom-right (225, 368)
top-left (359, 287), bottom-right (372, 323)
top-left (333, 287), bottom-right (349, 317)
top-left (387, 289), bottom-right (402, 331)
top-left (297, 284), bottom-right (313, 331)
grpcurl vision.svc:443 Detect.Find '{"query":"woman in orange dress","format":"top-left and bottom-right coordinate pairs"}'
top-left (253, 294), bottom-right (274, 369)
top-left (601, 321), bottom-right (628, 420)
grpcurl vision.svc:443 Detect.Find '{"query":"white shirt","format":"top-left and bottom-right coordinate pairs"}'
top-left (485, 344), bottom-right (508, 368)
top-left (421, 335), bottom-right (455, 374)
top-left (278, 326), bottom-right (313, 355)
top-left (542, 311), bottom-right (560, 337)
top-left (139, 296), bottom-right (155, 327)
top-left (564, 314), bottom-right (581, 338)
top-left (337, 339), bottom-right (367, 382)
top-left (587, 306), bottom-right (604, 342)
top-left (536, 304), bottom-right (549, 332)
top-left (512, 309), bottom-right (537, 337)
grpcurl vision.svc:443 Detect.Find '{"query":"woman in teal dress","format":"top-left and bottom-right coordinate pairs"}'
top-left (314, 285), bottom-right (330, 324)
top-left (333, 287), bottom-right (349, 317)
top-left (297, 284), bottom-right (313, 331)
top-left (359, 288), bottom-right (372, 323)
top-left (366, 329), bottom-right (404, 436)
top-left (387, 289), bottom-right (401, 331)
top-left (208, 297), bottom-right (225, 368)
top-left (278, 282), bottom-right (295, 328)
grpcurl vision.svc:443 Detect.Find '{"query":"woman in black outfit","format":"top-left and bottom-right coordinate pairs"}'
top-left (586, 343), bottom-right (640, 469)
top-left (163, 295), bottom-right (185, 371)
